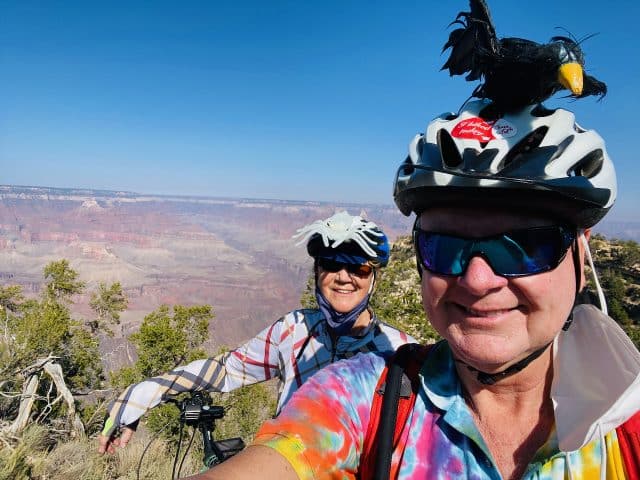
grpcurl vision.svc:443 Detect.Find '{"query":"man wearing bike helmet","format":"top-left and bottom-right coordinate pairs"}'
top-left (189, 101), bottom-right (640, 479)
top-left (98, 211), bottom-right (412, 455)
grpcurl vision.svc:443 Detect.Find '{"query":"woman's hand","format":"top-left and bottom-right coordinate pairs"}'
top-left (97, 426), bottom-right (135, 454)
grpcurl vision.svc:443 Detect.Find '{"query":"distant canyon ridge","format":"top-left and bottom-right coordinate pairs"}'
top-left (0, 185), bottom-right (414, 371)
top-left (1, 185), bottom-right (638, 371)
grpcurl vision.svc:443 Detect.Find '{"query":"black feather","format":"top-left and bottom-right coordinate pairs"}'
top-left (442, 0), bottom-right (607, 112)
top-left (582, 74), bottom-right (607, 98)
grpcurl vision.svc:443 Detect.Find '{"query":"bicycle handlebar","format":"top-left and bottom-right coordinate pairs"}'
top-left (162, 392), bottom-right (224, 426)
top-left (163, 391), bottom-right (246, 473)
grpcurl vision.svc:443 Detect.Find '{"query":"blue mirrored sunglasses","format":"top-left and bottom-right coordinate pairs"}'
top-left (414, 225), bottom-right (576, 277)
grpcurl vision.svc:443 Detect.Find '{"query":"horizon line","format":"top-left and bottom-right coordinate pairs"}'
top-left (0, 184), bottom-right (397, 209)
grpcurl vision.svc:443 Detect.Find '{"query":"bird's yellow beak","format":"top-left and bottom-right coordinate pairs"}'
top-left (558, 62), bottom-right (584, 96)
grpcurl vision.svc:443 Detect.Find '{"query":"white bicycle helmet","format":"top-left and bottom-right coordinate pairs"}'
top-left (394, 100), bottom-right (616, 227)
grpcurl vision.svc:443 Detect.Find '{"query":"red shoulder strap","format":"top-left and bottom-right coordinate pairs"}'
top-left (359, 343), bottom-right (431, 480)
top-left (360, 361), bottom-right (391, 478)
top-left (617, 410), bottom-right (640, 480)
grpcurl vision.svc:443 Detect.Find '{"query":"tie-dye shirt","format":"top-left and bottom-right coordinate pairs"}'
top-left (254, 341), bottom-right (632, 479)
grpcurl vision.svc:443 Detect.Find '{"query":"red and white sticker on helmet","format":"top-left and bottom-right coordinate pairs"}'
top-left (451, 117), bottom-right (517, 142)
top-left (451, 117), bottom-right (495, 142)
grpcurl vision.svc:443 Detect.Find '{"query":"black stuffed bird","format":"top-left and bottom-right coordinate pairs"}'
top-left (442, 0), bottom-right (607, 113)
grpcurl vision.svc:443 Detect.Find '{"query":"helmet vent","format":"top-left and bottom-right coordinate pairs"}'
top-left (438, 129), bottom-right (463, 169)
top-left (500, 126), bottom-right (548, 170)
top-left (569, 149), bottom-right (604, 178)
top-left (400, 156), bottom-right (415, 176)
top-left (573, 123), bottom-right (587, 134)
top-left (548, 135), bottom-right (574, 163)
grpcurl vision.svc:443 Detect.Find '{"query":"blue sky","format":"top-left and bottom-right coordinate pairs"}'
top-left (2, 1), bottom-right (639, 220)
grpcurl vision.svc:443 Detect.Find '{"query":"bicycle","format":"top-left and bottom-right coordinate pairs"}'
top-left (137, 391), bottom-right (245, 479)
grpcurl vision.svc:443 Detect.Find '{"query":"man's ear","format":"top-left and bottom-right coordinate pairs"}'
top-left (578, 228), bottom-right (592, 290)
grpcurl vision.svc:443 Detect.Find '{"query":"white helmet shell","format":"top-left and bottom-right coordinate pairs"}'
top-left (394, 100), bottom-right (617, 227)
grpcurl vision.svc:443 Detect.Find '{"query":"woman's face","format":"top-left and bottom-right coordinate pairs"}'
top-left (419, 207), bottom-right (584, 373)
top-left (317, 262), bottom-right (373, 313)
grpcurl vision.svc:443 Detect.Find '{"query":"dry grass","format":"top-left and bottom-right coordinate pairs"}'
top-left (1, 428), bottom-right (204, 480)
top-left (0, 426), bottom-right (48, 480)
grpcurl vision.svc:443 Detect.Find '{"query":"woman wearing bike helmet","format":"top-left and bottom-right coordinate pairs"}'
top-left (98, 211), bottom-right (412, 455)
top-left (190, 101), bottom-right (640, 479)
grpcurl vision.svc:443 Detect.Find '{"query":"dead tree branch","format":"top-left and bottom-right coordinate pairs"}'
top-left (2, 357), bottom-right (85, 438)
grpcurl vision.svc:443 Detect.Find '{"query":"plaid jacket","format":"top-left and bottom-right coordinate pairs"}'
top-left (102, 308), bottom-right (412, 438)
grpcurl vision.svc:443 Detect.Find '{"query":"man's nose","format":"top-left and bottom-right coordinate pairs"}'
top-left (457, 255), bottom-right (508, 294)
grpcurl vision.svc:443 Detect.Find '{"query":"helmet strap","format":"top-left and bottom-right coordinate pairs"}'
top-left (563, 231), bottom-right (607, 331)
top-left (580, 233), bottom-right (608, 315)
top-left (367, 269), bottom-right (377, 295)
top-left (562, 235), bottom-right (582, 331)
top-left (461, 342), bottom-right (552, 385)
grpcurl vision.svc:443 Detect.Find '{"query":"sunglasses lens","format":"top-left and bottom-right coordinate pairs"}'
top-left (416, 226), bottom-right (574, 277)
top-left (318, 259), bottom-right (342, 273)
top-left (351, 263), bottom-right (373, 277)
top-left (488, 228), bottom-right (571, 275)
top-left (318, 259), bottom-right (372, 277)
top-left (416, 232), bottom-right (467, 275)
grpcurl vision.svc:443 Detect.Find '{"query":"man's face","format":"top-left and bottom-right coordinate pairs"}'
top-left (418, 206), bottom-right (582, 374)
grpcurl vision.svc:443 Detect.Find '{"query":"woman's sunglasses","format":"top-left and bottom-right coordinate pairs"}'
top-left (414, 225), bottom-right (576, 277)
top-left (317, 258), bottom-right (373, 277)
